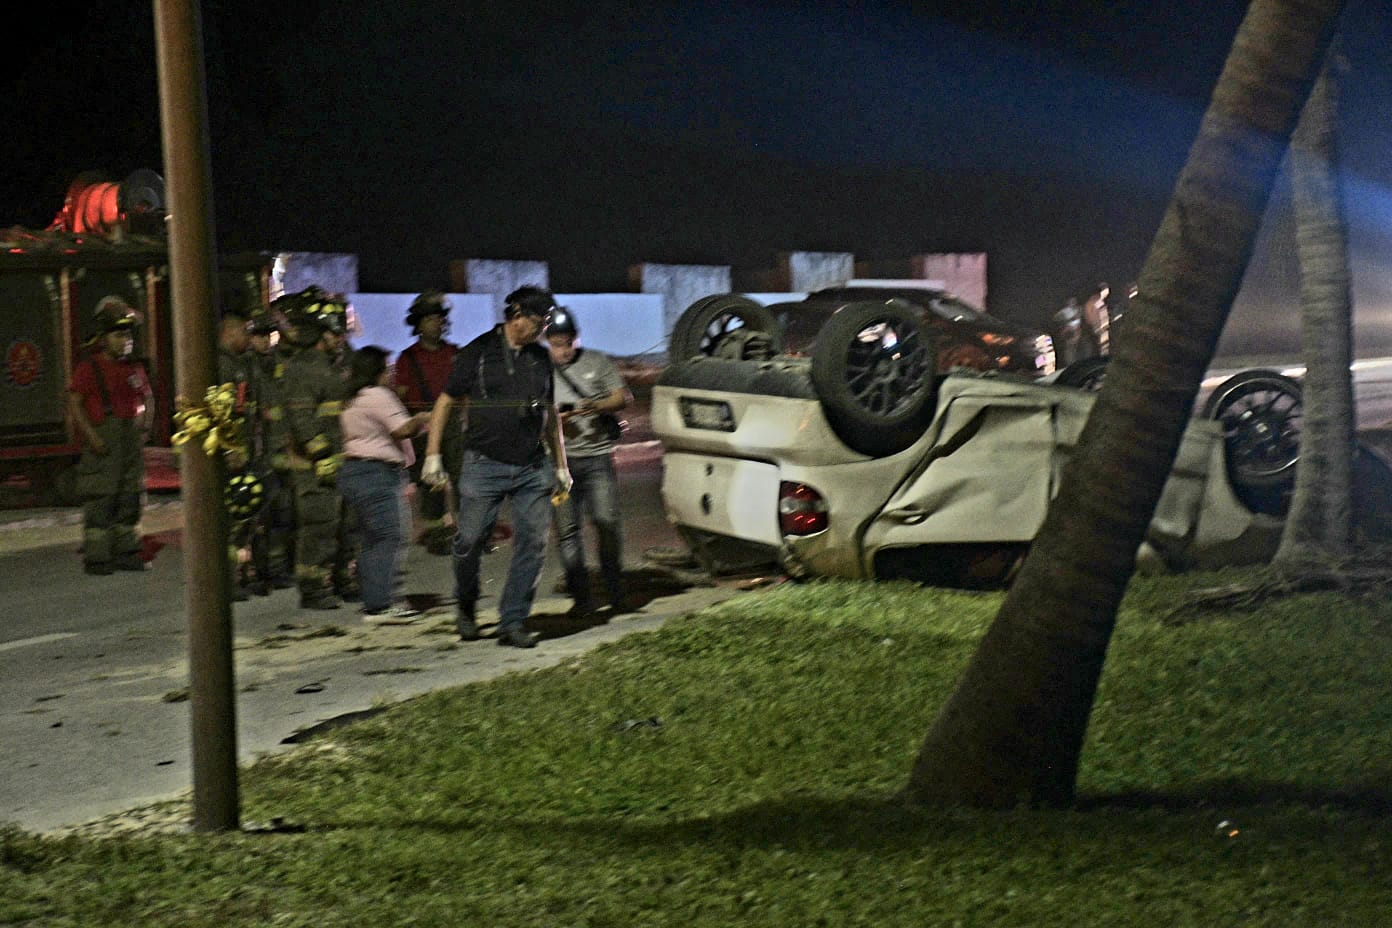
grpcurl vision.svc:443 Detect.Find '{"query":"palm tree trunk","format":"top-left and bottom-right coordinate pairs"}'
top-left (905, 0), bottom-right (1346, 809)
top-left (1276, 52), bottom-right (1356, 564)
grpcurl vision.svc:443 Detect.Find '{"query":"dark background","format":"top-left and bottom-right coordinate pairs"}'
top-left (3, 1), bottom-right (1390, 347)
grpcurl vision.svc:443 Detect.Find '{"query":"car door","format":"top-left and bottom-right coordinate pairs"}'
top-left (862, 377), bottom-right (1093, 552)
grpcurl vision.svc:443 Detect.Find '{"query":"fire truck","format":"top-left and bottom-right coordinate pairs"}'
top-left (0, 171), bottom-right (272, 504)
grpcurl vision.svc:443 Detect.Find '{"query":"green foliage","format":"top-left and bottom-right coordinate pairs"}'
top-left (3, 575), bottom-right (1390, 926)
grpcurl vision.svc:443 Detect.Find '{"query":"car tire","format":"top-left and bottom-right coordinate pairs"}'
top-left (1054, 356), bottom-right (1110, 391)
top-left (1202, 368), bottom-right (1302, 514)
top-left (809, 299), bottom-right (938, 458)
top-left (669, 294), bottom-right (782, 362)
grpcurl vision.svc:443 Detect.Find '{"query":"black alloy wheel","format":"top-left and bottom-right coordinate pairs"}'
top-left (809, 299), bottom-right (938, 457)
top-left (1202, 369), bottom-right (1302, 514)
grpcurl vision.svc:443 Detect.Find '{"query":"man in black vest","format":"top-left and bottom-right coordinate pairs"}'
top-left (423, 286), bottom-right (572, 648)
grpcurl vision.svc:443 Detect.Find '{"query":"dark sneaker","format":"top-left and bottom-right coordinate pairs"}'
top-left (271, 575), bottom-right (297, 590)
top-left (335, 585), bottom-right (362, 604)
top-left (113, 554), bottom-right (149, 572)
top-left (300, 593), bottom-right (342, 610)
top-left (457, 607), bottom-right (480, 641)
top-left (247, 580), bottom-right (272, 597)
top-left (84, 562), bottom-right (114, 576)
top-left (496, 626), bottom-right (536, 649)
top-left (231, 585), bottom-right (250, 603)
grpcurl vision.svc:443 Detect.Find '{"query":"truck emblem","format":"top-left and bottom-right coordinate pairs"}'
top-left (5, 339), bottom-right (42, 388)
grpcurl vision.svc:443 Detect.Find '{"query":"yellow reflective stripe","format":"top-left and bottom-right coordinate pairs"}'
top-left (304, 435), bottom-right (331, 457)
top-left (316, 401), bottom-right (342, 417)
top-left (263, 407), bottom-right (284, 421)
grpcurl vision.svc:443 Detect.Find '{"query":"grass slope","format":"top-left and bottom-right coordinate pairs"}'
top-left (2, 572), bottom-right (1390, 926)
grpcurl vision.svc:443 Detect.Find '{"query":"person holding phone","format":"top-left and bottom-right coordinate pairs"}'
top-left (545, 306), bottom-right (631, 616)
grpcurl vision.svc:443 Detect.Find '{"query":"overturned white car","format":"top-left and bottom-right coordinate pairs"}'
top-left (652, 295), bottom-right (1320, 584)
top-left (657, 363), bottom-right (1293, 583)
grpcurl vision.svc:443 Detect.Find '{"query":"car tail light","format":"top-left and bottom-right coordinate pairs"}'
top-left (779, 482), bottom-right (828, 536)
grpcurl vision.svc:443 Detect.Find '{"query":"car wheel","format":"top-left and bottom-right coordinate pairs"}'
top-left (1054, 356), bottom-right (1110, 391)
top-left (809, 299), bottom-right (937, 457)
top-left (1202, 369), bottom-right (1302, 514)
top-left (669, 294), bottom-right (783, 362)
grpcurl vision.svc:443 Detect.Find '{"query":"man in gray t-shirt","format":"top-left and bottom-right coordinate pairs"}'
top-left (546, 307), bottom-right (632, 614)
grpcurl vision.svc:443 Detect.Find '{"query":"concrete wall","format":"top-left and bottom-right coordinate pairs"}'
top-left (629, 263), bottom-right (732, 335)
top-left (349, 292), bottom-right (666, 360)
top-left (912, 253), bottom-right (988, 310)
top-left (448, 259), bottom-right (549, 297)
top-left (272, 252), bottom-right (359, 298)
top-left (350, 293), bottom-right (498, 359)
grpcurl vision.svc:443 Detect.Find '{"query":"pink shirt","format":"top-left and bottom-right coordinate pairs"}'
top-left (341, 385), bottom-right (415, 466)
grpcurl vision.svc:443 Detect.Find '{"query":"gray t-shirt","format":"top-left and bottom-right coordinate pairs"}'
top-left (553, 348), bottom-right (626, 458)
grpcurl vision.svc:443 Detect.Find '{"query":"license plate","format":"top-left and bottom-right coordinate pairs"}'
top-left (679, 397), bottom-right (735, 432)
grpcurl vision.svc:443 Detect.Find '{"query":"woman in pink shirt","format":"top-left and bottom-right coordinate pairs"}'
top-left (339, 346), bottom-right (430, 621)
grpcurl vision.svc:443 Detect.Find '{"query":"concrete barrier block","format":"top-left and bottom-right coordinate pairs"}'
top-left (274, 252), bottom-right (359, 297)
top-left (784, 251), bottom-right (854, 292)
top-left (453, 259), bottom-right (549, 298)
top-left (630, 263), bottom-right (732, 336)
top-left (912, 252), bottom-right (988, 310)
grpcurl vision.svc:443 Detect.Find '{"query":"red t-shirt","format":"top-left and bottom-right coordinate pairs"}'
top-left (392, 341), bottom-right (458, 411)
top-left (69, 355), bottom-right (152, 424)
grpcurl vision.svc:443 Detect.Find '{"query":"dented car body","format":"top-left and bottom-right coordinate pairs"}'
top-left (654, 368), bottom-right (1280, 583)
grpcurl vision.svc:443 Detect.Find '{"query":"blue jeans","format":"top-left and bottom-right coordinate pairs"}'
top-left (337, 459), bottom-right (408, 613)
top-left (553, 452), bottom-right (623, 608)
top-left (453, 450), bottom-right (554, 631)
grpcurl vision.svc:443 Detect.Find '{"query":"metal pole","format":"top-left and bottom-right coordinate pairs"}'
top-left (153, 0), bottom-right (240, 831)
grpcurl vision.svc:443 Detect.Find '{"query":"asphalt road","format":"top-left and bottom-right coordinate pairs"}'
top-left (0, 446), bottom-right (750, 834)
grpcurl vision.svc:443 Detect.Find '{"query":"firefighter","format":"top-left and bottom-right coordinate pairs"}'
top-left (66, 296), bottom-right (154, 575)
top-left (251, 299), bottom-right (298, 589)
top-left (393, 290), bottom-right (462, 555)
top-left (282, 290), bottom-right (357, 609)
top-left (302, 285), bottom-right (354, 374)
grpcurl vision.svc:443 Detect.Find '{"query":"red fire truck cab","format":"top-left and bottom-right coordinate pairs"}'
top-left (0, 171), bottom-right (271, 503)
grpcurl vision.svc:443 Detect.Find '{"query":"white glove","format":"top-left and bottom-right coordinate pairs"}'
top-left (422, 453), bottom-right (448, 488)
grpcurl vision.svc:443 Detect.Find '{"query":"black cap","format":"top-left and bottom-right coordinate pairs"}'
top-left (546, 306), bottom-right (578, 337)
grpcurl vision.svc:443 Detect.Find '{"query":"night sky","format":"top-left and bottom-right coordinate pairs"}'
top-left (4, 1), bottom-right (1391, 345)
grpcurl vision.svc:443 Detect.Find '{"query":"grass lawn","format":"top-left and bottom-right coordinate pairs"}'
top-left (2, 571), bottom-right (1390, 926)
